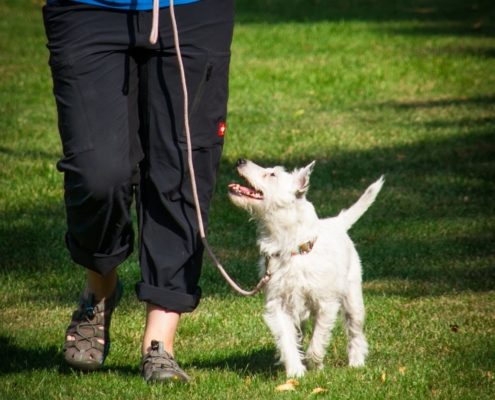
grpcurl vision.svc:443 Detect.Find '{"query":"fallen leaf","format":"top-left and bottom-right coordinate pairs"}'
top-left (399, 366), bottom-right (406, 375)
top-left (275, 383), bottom-right (296, 392)
top-left (450, 324), bottom-right (460, 333)
top-left (311, 387), bottom-right (328, 395)
top-left (380, 372), bottom-right (387, 383)
top-left (275, 379), bottom-right (299, 392)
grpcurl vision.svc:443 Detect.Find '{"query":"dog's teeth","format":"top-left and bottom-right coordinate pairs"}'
top-left (228, 182), bottom-right (263, 200)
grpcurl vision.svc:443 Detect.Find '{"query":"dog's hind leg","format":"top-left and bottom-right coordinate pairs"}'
top-left (264, 301), bottom-right (306, 377)
top-left (342, 282), bottom-right (368, 367)
top-left (305, 300), bottom-right (340, 370)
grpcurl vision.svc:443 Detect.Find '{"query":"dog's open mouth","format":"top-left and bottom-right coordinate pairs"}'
top-left (228, 182), bottom-right (264, 200)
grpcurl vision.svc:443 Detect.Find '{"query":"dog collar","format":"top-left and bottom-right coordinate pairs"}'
top-left (291, 238), bottom-right (317, 256)
top-left (264, 237), bottom-right (317, 261)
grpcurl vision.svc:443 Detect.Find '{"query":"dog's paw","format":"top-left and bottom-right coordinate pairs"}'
top-left (348, 342), bottom-right (368, 367)
top-left (286, 364), bottom-right (307, 378)
top-left (348, 354), bottom-right (366, 367)
top-left (349, 359), bottom-right (366, 368)
top-left (305, 358), bottom-right (324, 371)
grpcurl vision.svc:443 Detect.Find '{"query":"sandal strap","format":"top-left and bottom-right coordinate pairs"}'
top-left (64, 337), bottom-right (105, 352)
top-left (66, 281), bottom-right (122, 341)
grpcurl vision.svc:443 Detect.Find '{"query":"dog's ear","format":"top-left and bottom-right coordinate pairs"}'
top-left (294, 160), bottom-right (316, 198)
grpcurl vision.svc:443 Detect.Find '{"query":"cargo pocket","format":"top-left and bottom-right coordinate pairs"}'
top-left (182, 51), bottom-right (231, 149)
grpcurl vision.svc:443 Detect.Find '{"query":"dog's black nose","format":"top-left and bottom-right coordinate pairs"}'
top-left (236, 158), bottom-right (247, 167)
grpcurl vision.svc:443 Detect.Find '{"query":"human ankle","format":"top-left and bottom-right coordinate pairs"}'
top-left (142, 305), bottom-right (180, 356)
top-left (86, 269), bottom-right (118, 301)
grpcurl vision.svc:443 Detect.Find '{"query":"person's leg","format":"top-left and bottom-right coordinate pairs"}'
top-left (43, 2), bottom-right (141, 368)
top-left (135, 0), bottom-right (234, 380)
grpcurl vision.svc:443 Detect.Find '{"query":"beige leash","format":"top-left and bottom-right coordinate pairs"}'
top-left (149, 0), bottom-right (271, 296)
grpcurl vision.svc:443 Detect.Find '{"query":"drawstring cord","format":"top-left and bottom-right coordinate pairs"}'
top-left (149, 0), bottom-right (160, 45)
top-left (148, 0), bottom-right (271, 296)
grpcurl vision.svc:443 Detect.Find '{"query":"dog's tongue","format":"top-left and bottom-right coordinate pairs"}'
top-left (228, 183), bottom-right (263, 199)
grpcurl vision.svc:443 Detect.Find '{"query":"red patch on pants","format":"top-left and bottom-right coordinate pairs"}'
top-left (217, 121), bottom-right (226, 137)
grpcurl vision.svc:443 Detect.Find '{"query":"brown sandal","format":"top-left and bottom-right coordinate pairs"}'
top-left (141, 340), bottom-right (190, 383)
top-left (63, 280), bottom-right (123, 371)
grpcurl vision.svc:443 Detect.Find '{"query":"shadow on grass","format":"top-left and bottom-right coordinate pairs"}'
top-left (376, 95), bottom-right (495, 110)
top-left (0, 336), bottom-right (64, 375)
top-left (0, 335), bottom-right (144, 377)
top-left (234, 0), bottom-right (495, 38)
top-left (184, 346), bottom-right (279, 378)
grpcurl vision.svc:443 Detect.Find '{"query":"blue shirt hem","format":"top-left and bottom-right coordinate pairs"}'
top-left (46, 0), bottom-right (199, 11)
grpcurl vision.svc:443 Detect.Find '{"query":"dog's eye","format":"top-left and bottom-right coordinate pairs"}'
top-left (270, 172), bottom-right (276, 177)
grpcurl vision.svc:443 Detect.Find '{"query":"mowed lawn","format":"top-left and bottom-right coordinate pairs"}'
top-left (1, 0), bottom-right (494, 399)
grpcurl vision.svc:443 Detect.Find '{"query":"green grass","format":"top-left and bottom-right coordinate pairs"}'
top-left (1, 0), bottom-right (494, 398)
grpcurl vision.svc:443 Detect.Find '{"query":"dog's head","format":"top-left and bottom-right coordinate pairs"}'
top-left (228, 159), bottom-right (316, 215)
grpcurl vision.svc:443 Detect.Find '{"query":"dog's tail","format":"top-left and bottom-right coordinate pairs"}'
top-left (337, 176), bottom-right (384, 231)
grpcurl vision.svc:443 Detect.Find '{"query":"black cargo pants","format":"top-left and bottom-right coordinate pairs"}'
top-left (43, 0), bottom-right (234, 312)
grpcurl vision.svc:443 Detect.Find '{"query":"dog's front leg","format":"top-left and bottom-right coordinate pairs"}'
top-left (264, 301), bottom-right (306, 377)
top-left (306, 301), bottom-right (341, 370)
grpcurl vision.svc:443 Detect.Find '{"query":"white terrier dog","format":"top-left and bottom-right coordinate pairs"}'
top-left (228, 159), bottom-right (384, 377)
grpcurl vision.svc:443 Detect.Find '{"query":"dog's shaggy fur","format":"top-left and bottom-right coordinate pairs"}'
top-left (228, 159), bottom-right (384, 377)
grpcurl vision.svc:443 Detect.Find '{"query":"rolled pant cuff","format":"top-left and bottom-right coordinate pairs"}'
top-left (135, 282), bottom-right (201, 313)
top-left (66, 233), bottom-right (133, 276)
